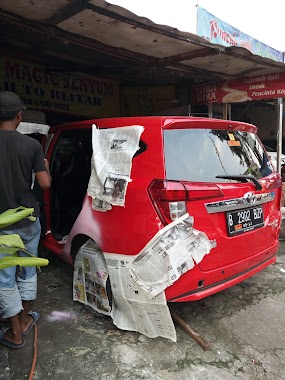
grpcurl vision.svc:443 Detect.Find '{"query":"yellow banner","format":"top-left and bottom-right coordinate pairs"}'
top-left (0, 57), bottom-right (120, 117)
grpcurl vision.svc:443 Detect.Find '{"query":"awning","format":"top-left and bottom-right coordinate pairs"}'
top-left (0, 0), bottom-right (285, 85)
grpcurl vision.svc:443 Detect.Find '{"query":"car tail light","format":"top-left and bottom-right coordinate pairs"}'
top-left (261, 174), bottom-right (282, 191)
top-left (260, 174), bottom-right (282, 206)
top-left (183, 182), bottom-right (224, 200)
top-left (148, 180), bottom-right (186, 225)
top-left (148, 180), bottom-right (224, 225)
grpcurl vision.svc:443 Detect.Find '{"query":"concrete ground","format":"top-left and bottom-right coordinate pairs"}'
top-left (1, 242), bottom-right (285, 380)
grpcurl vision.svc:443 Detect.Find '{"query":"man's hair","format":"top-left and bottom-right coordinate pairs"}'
top-left (0, 110), bottom-right (19, 122)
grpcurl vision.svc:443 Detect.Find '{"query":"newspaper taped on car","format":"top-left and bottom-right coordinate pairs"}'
top-left (129, 213), bottom-right (216, 298)
top-left (87, 124), bottom-right (144, 211)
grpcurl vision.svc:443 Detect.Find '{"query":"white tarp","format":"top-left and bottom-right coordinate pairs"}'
top-left (129, 213), bottom-right (215, 299)
top-left (87, 124), bottom-right (144, 211)
top-left (104, 253), bottom-right (177, 342)
top-left (17, 122), bottom-right (50, 135)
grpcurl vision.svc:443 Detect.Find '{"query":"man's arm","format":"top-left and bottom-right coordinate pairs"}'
top-left (35, 159), bottom-right (51, 190)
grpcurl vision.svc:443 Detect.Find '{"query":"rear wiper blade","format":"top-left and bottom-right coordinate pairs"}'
top-left (216, 174), bottom-right (262, 190)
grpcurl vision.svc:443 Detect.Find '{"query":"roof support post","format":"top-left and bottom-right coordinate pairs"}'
top-left (277, 98), bottom-right (283, 174)
top-left (208, 103), bottom-right (213, 118)
top-left (228, 104), bottom-right (232, 120)
top-left (223, 103), bottom-right (228, 120)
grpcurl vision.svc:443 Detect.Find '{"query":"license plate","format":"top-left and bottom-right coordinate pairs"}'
top-left (226, 206), bottom-right (264, 236)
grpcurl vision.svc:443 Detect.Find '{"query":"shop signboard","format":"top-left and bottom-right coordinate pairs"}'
top-left (0, 57), bottom-right (120, 117)
top-left (192, 72), bottom-right (285, 105)
top-left (197, 7), bottom-right (284, 63)
top-left (121, 86), bottom-right (177, 116)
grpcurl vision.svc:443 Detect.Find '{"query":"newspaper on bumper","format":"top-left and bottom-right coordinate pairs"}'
top-left (104, 253), bottom-right (177, 342)
top-left (73, 240), bottom-right (111, 316)
top-left (129, 213), bottom-right (215, 299)
top-left (73, 241), bottom-right (176, 341)
top-left (72, 215), bottom-right (215, 341)
top-left (87, 124), bottom-right (144, 211)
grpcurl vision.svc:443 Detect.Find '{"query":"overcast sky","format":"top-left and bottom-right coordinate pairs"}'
top-left (108, 0), bottom-right (285, 52)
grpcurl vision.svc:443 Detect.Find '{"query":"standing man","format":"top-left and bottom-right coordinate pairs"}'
top-left (0, 91), bottom-right (51, 349)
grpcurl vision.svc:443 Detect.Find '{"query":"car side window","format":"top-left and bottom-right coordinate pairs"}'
top-left (51, 130), bottom-right (92, 184)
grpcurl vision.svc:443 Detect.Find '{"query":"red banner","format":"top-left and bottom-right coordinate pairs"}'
top-left (192, 72), bottom-right (285, 105)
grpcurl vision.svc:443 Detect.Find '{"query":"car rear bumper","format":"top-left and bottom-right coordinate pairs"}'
top-left (167, 253), bottom-right (276, 302)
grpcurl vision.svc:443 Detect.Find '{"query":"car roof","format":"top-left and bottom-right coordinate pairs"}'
top-left (49, 116), bottom-right (257, 134)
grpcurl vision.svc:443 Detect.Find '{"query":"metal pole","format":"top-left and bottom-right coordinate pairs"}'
top-left (208, 103), bottom-right (213, 118)
top-left (277, 98), bottom-right (283, 174)
top-left (228, 104), bottom-right (232, 120)
top-left (223, 103), bottom-right (228, 120)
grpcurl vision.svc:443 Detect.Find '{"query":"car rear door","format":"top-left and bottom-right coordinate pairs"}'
top-left (163, 126), bottom-right (281, 271)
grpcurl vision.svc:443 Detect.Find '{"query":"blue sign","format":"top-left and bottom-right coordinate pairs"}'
top-left (197, 7), bottom-right (284, 63)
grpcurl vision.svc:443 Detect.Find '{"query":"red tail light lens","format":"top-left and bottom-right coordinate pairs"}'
top-left (260, 173), bottom-right (282, 191)
top-left (149, 180), bottom-right (186, 202)
top-left (183, 183), bottom-right (224, 200)
top-left (259, 173), bottom-right (282, 208)
top-left (148, 180), bottom-right (224, 225)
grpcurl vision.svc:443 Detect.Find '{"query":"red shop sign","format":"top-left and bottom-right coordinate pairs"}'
top-left (192, 73), bottom-right (285, 105)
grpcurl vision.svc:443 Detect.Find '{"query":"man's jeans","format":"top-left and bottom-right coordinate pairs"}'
top-left (0, 218), bottom-right (41, 318)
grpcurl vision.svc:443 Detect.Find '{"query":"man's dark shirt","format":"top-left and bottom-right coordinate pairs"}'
top-left (0, 130), bottom-right (46, 227)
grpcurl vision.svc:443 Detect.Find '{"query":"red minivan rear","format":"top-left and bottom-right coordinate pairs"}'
top-left (43, 116), bottom-right (281, 303)
top-left (155, 118), bottom-right (281, 301)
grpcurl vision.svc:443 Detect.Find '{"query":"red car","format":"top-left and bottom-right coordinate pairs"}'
top-left (41, 116), bottom-right (282, 302)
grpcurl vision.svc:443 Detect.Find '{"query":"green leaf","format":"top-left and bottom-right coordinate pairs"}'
top-left (0, 247), bottom-right (20, 255)
top-left (0, 234), bottom-right (26, 250)
top-left (0, 207), bottom-right (49, 270)
top-left (0, 256), bottom-right (49, 270)
top-left (0, 207), bottom-right (36, 228)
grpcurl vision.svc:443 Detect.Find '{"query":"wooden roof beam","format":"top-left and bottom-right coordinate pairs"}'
top-left (225, 48), bottom-right (283, 70)
top-left (168, 63), bottom-right (239, 80)
top-left (152, 48), bottom-right (218, 67)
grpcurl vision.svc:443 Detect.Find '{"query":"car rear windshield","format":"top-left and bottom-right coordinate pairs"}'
top-left (164, 129), bottom-right (273, 182)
